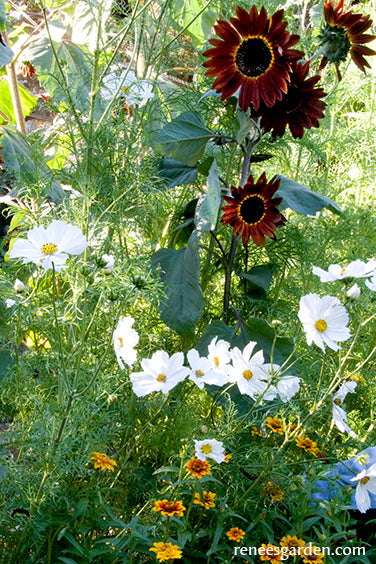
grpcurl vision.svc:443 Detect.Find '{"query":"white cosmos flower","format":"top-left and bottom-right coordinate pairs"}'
top-left (346, 283), bottom-right (361, 300)
top-left (207, 337), bottom-right (231, 377)
top-left (102, 254), bottom-right (115, 274)
top-left (129, 350), bottom-right (188, 397)
top-left (187, 349), bottom-right (228, 389)
top-left (298, 293), bottom-right (351, 352)
top-left (350, 463), bottom-right (376, 513)
top-left (366, 274), bottom-right (376, 292)
top-left (194, 438), bottom-right (225, 463)
top-left (312, 259), bottom-right (376, 282)
top-left (6, 298), bottom-right (16, 308)
top-left (276, 376), bottom-right (301, 402)
top-left (227, 342), bottom-right (268, 399)
top-left (9, 220), bottom-right (88, 272)
top-left (260, 364), bottom-right (301, 403)
top-left (113, 316), bottom-right (139, 370)
top-left (102, 70), bottom-right (154, 106)
top-left (332, 381), bottom-right (357, 436)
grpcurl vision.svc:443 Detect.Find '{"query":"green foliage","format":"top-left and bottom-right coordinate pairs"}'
top-left (151, 230), bottom-right (205, 337)
top-left (150, 111), bottom-right (214, 166)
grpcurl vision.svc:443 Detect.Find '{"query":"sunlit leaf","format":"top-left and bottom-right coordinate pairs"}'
top-left (151, 231), bottom-right (205, 336)
top-left (151, 111), bottom-right (213, 166)
top-left (276, 175), bottom-right (342, 216)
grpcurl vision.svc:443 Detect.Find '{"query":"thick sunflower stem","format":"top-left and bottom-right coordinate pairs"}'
top-left (223, 234), bottom-right (239, 322)
top-left (222, 131), bottom-right (260, 321)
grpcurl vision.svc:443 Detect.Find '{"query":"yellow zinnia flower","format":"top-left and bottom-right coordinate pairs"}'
top-left (295, 436), bottom-right (319, 456)
top-left (90, 452), bottom-right (117, 471)
top-left (193, 491), bottom-right (216, 509)
top-left (265, 416), bottom-right (285, 435)
top-left (149, 541), bottom-right (182, 561)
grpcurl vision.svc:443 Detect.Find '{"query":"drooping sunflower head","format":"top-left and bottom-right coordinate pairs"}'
top-left (255, 61), bottom-right (327, 139)
top-left (203, 5), bottom-right (302, 111)
top-left (221, 172), bottom-right (286, 246)
top-left (319, 0), bottom-right (376, 75)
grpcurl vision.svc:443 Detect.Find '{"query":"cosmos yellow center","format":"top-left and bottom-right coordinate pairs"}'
top-left (235, 36), bottom-right (274, 77)
top-left (315, 319), bottom-right (327, 333)
top-left (333, 398), bottom-right (342, 406)
top-left (195, 369), bottom-right (204, 377)
top-left (243, 369), bottom-right (253, 380)
top-left (201, 444), bottom-right (212, 454)
top-left (118, 337), bottom-right (124, 348)
top-left (41, 243), bottom-right (58, 255)
top-left (341, 267), bottom-right (346, 276)
top-left (214, 356), bottom-right (220, 366)
top-left (239, 194), bottom-right (266, 225)
top-left (361, 476), bottom-right (370, 485)
top-left (156, 373), bottom-right (166, 383)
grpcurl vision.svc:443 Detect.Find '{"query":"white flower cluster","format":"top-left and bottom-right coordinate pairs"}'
top-left (312, 257), bottom-right (376, 299)
top-left (112, 320), bottom-right (300, 402)
top-left (297, 257), bottom-right (376, 438)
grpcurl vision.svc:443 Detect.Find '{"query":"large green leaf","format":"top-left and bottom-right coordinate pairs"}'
top-left (0, 41), bottom-right (13, 67)
top-left (156, 157), bottom-right (198, 189)
top-left (276, 175), bottom-right (342, 216)
top-left (0, 127), bottom-right (65, 203)
top-left (150, 111), bottom-right (213, 166)
top-left (26, 39), bottom-right (93, 112)
top-left (0, 77), bottom-right (37, 123)
top-left (194, 159), bottom-right (221, 233)
top-left (151, 231), bottom-right (205, 336)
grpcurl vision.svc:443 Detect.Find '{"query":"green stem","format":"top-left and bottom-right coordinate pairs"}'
top-left (51, 266), bottom-right (68, 399)
top-left (41, 5), bottom-right (87, 141)
top-left (30, 393), bottom-right (75, 514)
top-left (185, 483), bottom-right (197, 526)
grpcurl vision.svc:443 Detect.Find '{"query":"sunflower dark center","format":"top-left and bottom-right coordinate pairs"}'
top-left (279, 84), bottom-right (302, 113)
top-left (240, 194), bottom-right (266, 225)
top-left (235, 37), bottom-right (273, 77)
top-left (318, 24), bottom-right (351, 63)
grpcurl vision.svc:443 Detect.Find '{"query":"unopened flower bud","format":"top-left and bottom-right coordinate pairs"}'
top-left (201, 425), bottom-right (208, 435)
top-left (14, 279), bottom-right (25, 293)
top-left (346, 283), bottom-right (360, 300)
top-left (101, 254), bottom-right (115, 274)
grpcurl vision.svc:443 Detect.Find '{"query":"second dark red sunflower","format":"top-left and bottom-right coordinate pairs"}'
top-left (221, 173), bottom-right (286, 246)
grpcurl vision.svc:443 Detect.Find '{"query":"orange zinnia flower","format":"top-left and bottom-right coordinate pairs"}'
top-left (226, 527), bottom-right (246, 541)
top-left (186, 457), bottom-right (211, 479)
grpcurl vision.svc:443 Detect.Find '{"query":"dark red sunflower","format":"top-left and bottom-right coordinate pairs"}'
top-left (221, 173), bottom-right (286, 246)
top-left (202, 5), bottom-right (302, 112)
top-left (254, 60), bottom-right (326, 139)
top-left (319, 0), bottom-right (376, 75)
